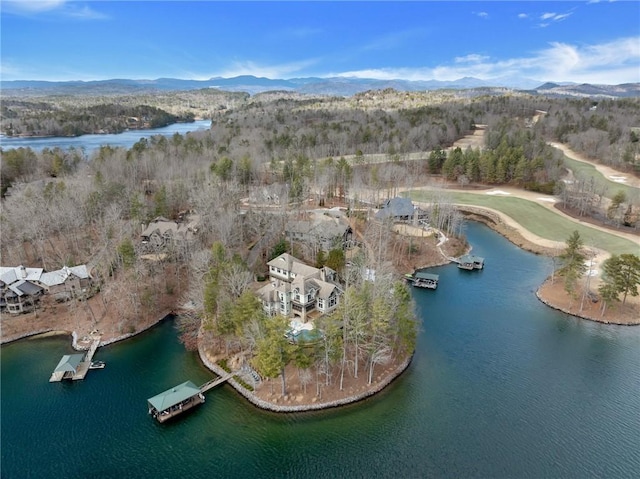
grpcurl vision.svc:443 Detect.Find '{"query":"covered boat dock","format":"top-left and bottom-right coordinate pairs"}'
top-left (147, 380), bottom-right (205, 423)
top-left (411, 272), bottom-right (439, 289)
top-left (49, 353), bottom-right (85, 382)
top-left (49, 333), bottom-right (102, 382)
top-left (457, 255), bottom-right (485, 270)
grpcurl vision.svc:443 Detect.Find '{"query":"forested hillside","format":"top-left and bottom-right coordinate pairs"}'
top-left (2, 91), bottom-right (639, 259)
top-left (2, 88), bottom-right (639, 394)
top-left (0, 89), bottom-right (249, 137)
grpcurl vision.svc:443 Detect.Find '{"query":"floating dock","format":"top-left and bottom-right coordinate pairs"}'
top-left (49, 333), bottom-right (102, 382)
top-left (456, 255), bottom-right (484, 270)
top-left (405, 271), bottom-right (439, 289)
top-left (148, 373), bottom-right (233, 423)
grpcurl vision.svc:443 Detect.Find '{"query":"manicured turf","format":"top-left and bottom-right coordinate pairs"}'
top-left (406, 190), bottom-right (639, 255)
top-left (562, 155), bottom-right (639, 201)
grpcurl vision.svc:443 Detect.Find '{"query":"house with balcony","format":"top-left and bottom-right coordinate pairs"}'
top-left (256, 253), bottom-right (342, 322)
top-left (140, 214), bottom-right (200, 250)
top-left (39, 265), bottom-right (92, 301)
top-left (0, 266), bottom-right (45, 314)
top-left (0, 264), bottom-right (92, 314)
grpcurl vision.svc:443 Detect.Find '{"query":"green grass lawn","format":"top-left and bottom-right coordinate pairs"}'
top-left (406, 190), bottom-right (639, 255)
top-left (562, 155), bottom-right (639, 202)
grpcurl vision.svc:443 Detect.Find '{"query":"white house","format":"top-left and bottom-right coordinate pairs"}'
top-left (256, 253), bottom-right (341, 322)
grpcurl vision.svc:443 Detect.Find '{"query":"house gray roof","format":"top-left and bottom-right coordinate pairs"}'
top-left (316, 280), bottom-right (337, 300)
top-left (1, 265), bottom-right (89, 288)
top-left (375, 197), bottom-right (415, 220)
top-left (141, 216), bottom-right (199, 241)
top-left (268, 253), bottom-right (319, 278)
top-left (12, 280), bottom-right (44, 296)
top-left (286, 217), bottom-right (351, 242)
top-left (256, 280), bottom-right (290, 303)
top-left (0, 266), bottom-right (44, 284)
top-left (39, 265), bottom-right (90, 287)
top-left (147, 381), bottom-right (201, 412)
top-left (53, 354), bottom-right (84, 373)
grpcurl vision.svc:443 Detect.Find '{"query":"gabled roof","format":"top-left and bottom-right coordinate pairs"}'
top-left (316, 280), bottom-right (337, 300)
top-left (0, 266), bottom-right (44, 284)
top-left (147, 381), bottom-right (201, 412)
top-left (268, 253), bottom-right (319, 278)
top-left (286, 218), bottom-right (351, 241)
top-left (53, 353), bottom-right (84, 373)
top-left (141, 216), bottom-right (198, 240)
top-left (375, 197), bottom-right (415, 220)
top-left (1, 265), bottom-right (89, 288)
top-left (39, 265), bottom-right (90, 287)
top-left (256, 280), bottom-right (290, 302)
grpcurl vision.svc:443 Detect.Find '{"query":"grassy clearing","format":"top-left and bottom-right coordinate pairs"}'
top-left (406, 190), bottom-right (639, 255)
top-left (562, 155), bottom-right (639, 201)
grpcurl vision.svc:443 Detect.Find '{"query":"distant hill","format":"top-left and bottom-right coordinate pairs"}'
top-left (1, 75), bottom-right (638, 98)
top-left (533, 82), bottom-right (640, 98)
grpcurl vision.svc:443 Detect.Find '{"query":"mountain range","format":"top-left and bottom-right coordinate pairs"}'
top-left (2, 75), bottom-right (639, 98)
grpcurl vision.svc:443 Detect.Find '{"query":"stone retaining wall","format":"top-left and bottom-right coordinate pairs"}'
top-left (197, 339), bottom-right (413, 413)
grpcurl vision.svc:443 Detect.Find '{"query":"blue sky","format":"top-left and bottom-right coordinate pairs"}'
top-left (1, 1), bottom-right (639, 84)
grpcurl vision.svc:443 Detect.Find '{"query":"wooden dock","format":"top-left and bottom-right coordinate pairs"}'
top-left (199, 372), bottom-right (233, 393)
top-left (148, 373), bottom-right (233, 423)
top-left (49, 334), bottom-right (102, 382)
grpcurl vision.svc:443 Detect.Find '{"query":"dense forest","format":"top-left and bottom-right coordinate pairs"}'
top-left (0, 88), bottom-right (249, 137)
top-left (1, 89), bottom-right (639, 390)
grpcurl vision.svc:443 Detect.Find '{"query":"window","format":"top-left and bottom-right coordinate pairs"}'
top-left (329, 295), bottom-right (337, 308)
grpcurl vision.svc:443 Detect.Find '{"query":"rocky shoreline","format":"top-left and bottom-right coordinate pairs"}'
top-left (197, 338), bottom-right (413, 413)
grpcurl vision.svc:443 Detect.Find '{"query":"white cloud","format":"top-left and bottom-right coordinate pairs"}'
top-left (217, 59), bottom-right (320, 79)
top-left (518, 13), bottom-right (529, 19)
top-left (332, 37), bottom-right (640, 85)
top-left (2, 0), bottom-right (108, 19)
top-left (539, 11), bottom-right (573, 26)
top-left (475, 11), bottom-right (489, 19)
top-left (455, 54), bottom-right (490, 64)
top-left (2, 0), bottom-right (67, 13)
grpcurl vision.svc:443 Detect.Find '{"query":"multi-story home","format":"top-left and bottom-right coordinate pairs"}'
top-left (0, 264), bottom-right (92, 314)
top-left (256, 253), bottom-right (342, 322)
top-left (140, 214), bottom-right (199, 250)
top-left (285, 218), bottom-right (353, 253)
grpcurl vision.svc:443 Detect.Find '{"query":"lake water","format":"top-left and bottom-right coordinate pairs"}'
top-left (0, 120), bottom-right (212, 154)
top-left (2, 222), bottom-right (639, 478)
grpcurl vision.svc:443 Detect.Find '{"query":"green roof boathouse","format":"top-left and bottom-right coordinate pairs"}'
top-left (147, 381), bottom-right (205, 423)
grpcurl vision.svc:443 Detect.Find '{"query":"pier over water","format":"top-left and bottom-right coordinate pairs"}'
top-left (49, 332), bottom-right (101, 382)
top-left (147, 373), bottom-right (233, 423)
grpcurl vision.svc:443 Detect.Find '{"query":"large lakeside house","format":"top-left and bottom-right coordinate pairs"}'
top-left (140, 213), bottom-right (200, 251)
top-left (256, 253), bottom-right (342, 323)
top-left (0, 264), bottom-right (92, 315)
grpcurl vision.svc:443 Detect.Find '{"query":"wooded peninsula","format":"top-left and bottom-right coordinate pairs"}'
top-left (1, 87), bottom-right (639, 409)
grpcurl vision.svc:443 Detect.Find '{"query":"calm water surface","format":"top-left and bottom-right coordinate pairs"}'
top-left (0, 120), bottom-right (211, 153)
top-left (2, 222), bottom-right (639, 478)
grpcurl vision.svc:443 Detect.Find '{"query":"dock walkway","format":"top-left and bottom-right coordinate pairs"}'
top-left (49, 333), bottom-right (102, 382)
top-left (200, 373), bottom-right (233, 393)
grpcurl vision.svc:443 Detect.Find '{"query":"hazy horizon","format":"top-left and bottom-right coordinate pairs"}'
top-left (1, 1), bottom-right (639, 85)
